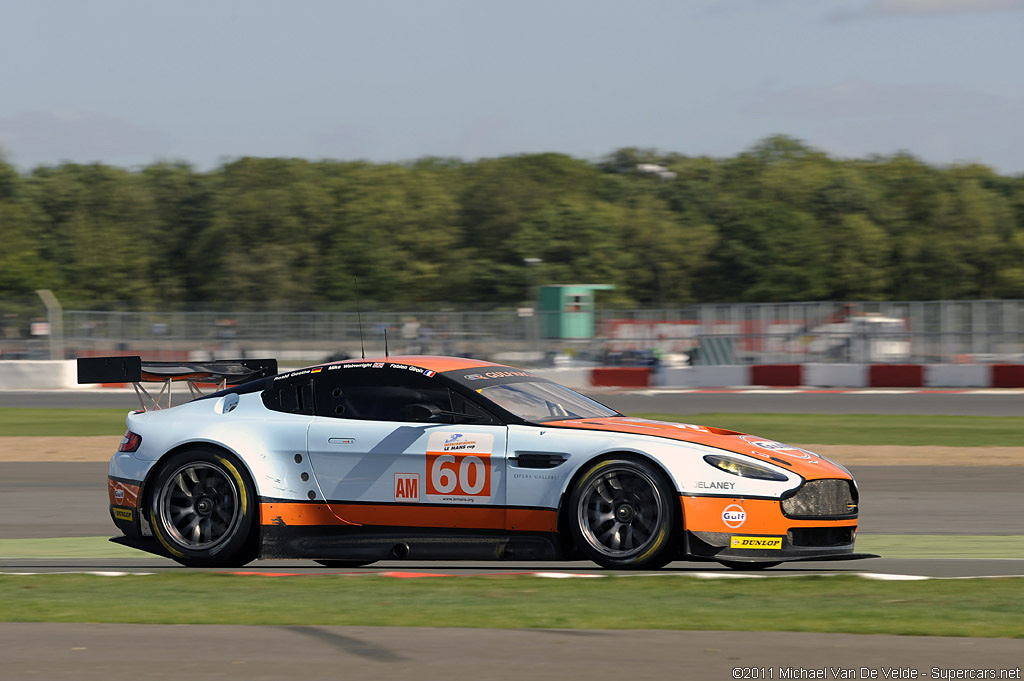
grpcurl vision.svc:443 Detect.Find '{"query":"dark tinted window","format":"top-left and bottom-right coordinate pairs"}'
top-left (313, 368), bottom-right (453, 422)
top-left (261, 378), bottom-right (315, 415)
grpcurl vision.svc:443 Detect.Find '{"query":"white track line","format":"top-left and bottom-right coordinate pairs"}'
top-left (2, 571), bottom-right (1022, 580)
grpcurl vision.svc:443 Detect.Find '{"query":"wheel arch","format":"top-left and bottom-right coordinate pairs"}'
top-left (139, 440), bottom-right (262, 552)
top-left (555, 450), bottom-right (684, 556)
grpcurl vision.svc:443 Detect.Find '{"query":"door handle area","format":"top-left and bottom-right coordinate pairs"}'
top-left (327, 438), bottom-right (356, 445)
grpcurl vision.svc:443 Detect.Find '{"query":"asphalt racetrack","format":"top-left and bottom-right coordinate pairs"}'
top-left (4, 624), bottom-right (1022, 681)
top-left (3, 388), bottom-right (1023, 679)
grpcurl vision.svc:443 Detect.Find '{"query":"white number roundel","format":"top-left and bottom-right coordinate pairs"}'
top-left (459, 456), bottom-right (486, 494)
top-left (431, 454), bottom-right (458, 493)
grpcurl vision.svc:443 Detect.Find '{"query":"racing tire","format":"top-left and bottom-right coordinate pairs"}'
top-left (314, 560), bottom-right (377, 569)
top-left (568, 457), bottom-right (676, 570)
top-left (718, 561), bottom-right (781, 571)
top-left (148, 447), bottom-right (258, 568)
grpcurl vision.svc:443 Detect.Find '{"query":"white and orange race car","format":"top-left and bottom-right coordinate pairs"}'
top-left (82, 355), bottom-right (872, 570)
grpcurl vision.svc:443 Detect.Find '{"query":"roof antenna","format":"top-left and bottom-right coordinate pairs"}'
top-left (354, 277), bottom-right (366, 359)
top-left (384, 327), bottom-right (390, 359)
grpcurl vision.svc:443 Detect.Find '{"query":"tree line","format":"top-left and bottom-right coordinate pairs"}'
top-left (1, 135), bottom-right (1023, 310)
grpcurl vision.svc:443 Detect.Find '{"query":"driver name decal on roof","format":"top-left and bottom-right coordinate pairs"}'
top-left (425, 431), bottom-right (495, 503)
top-left (330, 362), bottom-right (438, 375)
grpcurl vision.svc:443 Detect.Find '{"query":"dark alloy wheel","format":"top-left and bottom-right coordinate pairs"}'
top-left (149, 448), bottom-right (257, 567)
top-left (568, 457), bottom-right (676, 569)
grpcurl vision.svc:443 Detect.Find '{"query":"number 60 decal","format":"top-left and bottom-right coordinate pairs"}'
top-left (427, 452), bottom-right (491, 497)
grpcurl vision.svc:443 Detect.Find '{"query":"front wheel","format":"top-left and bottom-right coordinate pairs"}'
top-left (149, 448), bottom-right (257, 568)
top-left (568, 457), bottom-right (676, 569)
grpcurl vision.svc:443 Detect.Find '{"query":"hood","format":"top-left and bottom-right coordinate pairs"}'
top-left (541, 416), bottom-right (851, 481)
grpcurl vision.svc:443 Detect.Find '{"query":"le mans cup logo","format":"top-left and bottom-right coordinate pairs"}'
top-left (722, 504), bottom-right (747, 529)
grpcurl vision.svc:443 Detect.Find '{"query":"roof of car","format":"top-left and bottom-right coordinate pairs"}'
top-left (330, 355), bottom-right (506, 373)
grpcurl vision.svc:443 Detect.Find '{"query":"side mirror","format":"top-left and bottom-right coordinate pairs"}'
top-left (405, 403), bottom-right (443, 422)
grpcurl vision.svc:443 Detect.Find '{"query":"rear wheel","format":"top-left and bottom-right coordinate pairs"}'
top-left (149, 448), bottom-right (257, 568)
top-left (569, 457), bottom-right (676, 569)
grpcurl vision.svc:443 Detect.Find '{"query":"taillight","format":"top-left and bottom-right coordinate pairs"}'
top-left (119, 431), bottom-right (142, 452)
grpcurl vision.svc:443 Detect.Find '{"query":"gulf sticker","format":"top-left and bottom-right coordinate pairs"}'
top-left (741, 436), bottom-right (817, 462)
top-left (722, 504), bottom-right (746, 529)
top-left (425, 432), bottom-right (494, 502)
top-left (108, 479), bottom-right (140, 509)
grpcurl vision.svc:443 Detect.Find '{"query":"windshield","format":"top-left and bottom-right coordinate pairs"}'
top-left (478, 381), bottom-right (618, 422)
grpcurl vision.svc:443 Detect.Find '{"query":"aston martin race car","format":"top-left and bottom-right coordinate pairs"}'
top-left (82, 355), bottom-right (871, 570)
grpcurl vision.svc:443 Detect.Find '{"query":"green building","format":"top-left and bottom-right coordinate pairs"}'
top-left (538, 284), bottom-right (614, 339)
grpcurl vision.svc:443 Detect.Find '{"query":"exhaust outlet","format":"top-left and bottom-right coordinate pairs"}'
top-left (392, 542), bottom-right (410, 559)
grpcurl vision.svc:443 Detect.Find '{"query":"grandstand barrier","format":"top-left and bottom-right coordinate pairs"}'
top-left (2, 360), bottom-right (1024, 391)
top-left (991, 364), bottom-right (1024, 388)
top-left (656, 364), bottom-right (1023, 389)
top-left (0, 361), bottom-right (81, 390)
top-left (924, 364), bottom-right (989, 388)
top-left (657, 365), bottom-right (748, 388)
top-left (803, 364), bottom-right (868, 388)
top-left (868, 364), bottom-right (925, 388)
top-left (751, 364), bottom-right (803, 387)
top-left (590, 367), bottom-right (653, 388)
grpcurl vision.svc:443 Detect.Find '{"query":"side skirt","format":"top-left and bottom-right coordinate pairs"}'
top-left (259, 525), bottom-right (562, 562)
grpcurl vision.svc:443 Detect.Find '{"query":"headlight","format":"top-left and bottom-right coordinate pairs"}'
top-left (703, 454), bottom-right (789, 481)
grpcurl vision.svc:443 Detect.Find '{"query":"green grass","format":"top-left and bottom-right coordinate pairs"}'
top-left (0, 408), bottom-right (129, 437)
top-left (0, 537), bottom-right (143, 560)
top-left (855, 535), bottom-right (1024, 559)
top-left (3, 408), bottom-right (1023, 445)
top-left (636, 413), bottom-right (1024, 447)
top-left (0, 573), bottom-right (1021, 636)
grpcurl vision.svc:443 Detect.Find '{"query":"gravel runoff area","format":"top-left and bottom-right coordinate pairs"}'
top-left (2, 436), bottom-right (1023, 465)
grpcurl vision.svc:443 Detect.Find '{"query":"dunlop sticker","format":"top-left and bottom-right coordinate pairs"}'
top-left (730, 535), bottom-right (782, 549)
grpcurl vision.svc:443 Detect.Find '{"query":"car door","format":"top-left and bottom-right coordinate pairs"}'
top-left (305, 365), bottom-right (508, 530)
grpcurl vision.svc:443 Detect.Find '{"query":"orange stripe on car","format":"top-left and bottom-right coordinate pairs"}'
top-left (261, 502), bottom-right (361, 527)
top-left (260, 502), bottom-right (557, 532)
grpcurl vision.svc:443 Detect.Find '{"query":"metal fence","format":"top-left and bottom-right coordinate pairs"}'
top-left (596, 300), bottom-right (1024, 365)
top-left (2, 299), bottom-right (1023, 365)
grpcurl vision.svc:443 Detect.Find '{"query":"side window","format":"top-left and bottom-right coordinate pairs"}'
top-left (450, 390), bottom-right (498, 424)
top-left (261, 378), bottom-right (315, 415)
top-left (313, 369), bottom-right (453, 422)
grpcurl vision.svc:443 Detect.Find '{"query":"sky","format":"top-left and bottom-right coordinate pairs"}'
top-left (1, 0), bottom-right (1023, 174)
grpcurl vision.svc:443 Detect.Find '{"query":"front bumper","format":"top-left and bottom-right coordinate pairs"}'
top-left (684, 529), bottom-right (875, 563)
top-left (679, 492), bottom-right (871, 563)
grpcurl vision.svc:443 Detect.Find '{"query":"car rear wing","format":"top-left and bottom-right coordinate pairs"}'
top-left (77, 356), bottom-right (278, 410)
